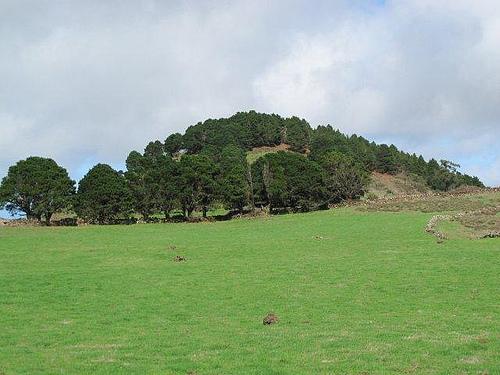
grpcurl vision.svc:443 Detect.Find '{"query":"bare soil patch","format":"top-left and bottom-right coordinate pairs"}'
top-left (263, 313), bottom-right (279, 325)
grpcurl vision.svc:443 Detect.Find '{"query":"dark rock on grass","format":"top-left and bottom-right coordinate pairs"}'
top-left (263, 313), bottom-right (279, 325)
top-left (173, 255), bottom-right (187, 262)
top-left (480, 231), bottom-right (500, 238)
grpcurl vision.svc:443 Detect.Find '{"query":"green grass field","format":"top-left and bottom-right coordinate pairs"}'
top-left (1, 207), bottom-right (499, 374)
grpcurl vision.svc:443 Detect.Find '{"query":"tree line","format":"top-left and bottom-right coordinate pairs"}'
top-left (0, 111), bottom-right (483, 224)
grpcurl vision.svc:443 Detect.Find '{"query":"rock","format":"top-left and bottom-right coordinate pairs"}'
top-left (263, 313), bottom-right (279, 325)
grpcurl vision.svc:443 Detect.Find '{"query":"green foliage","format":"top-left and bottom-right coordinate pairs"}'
top-left (164, 133), bottom-right (184, 156)
top-left (425, 159), bottom-right (484, 191)
top-left (157, 157), bottom-right (179, 218)
top-left (182, 111), bottom-right (311, 154)
top-left (125, 151), bottom-right (157, 220)
top-left (252, 152), bottom-right (328, 212)
top-left (319, 152), bottom-right (368, 203)
top-left (178, 154), bottom-right (219, 217)
top-left (310, 125), bottom-right (350, 161)
top-left (143, 140), bottom-right (165, 159)
top-left (218, 145), bottom-right (250, 212)
top-left (375, 144), bottom-right (399, 174)
top-left (75, 164), bottom-right (132, 224)
top-left (0, 157), bottom-right (75, 224)
top-left (308, 125), bottom-right (482, 191)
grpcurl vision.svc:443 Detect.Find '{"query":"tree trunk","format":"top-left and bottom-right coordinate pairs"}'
top-left (202, 206), bottom-right (207, 218)
top-left (247, 166), bottom-right (255, 212)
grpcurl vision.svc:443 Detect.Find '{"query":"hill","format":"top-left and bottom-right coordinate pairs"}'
top-left (160, 111), bottom-right (483, 192)
top-left (1, 111), bottom-right (485, 225)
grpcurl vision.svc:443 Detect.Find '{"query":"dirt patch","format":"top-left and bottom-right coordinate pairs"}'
top-left (246, 143), bottom-right (295, 164)
top-left (367, 172), bottom-right (430, 198)
top-left (251, 143), bottom-right (290, 153)
top-left (263, 313), bottom-right (279, 325)
top-left (173, 256), bottom-right (187, 262)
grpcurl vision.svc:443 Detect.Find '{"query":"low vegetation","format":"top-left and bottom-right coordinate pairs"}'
top-left (0, 200), bottom-right (498, 374)
top-left (358, 191), bottom-right (499, 213)
top-left (359, 190), bottom-right (500, 241)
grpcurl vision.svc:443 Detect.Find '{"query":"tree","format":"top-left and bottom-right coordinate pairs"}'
top-left (283, 116), bottom-right (311, 152)
top-left (375, 144), bottom-right (398, 174)
top-left (178, 155), bottom-right (219, 217)
top-left (252, 152), bottom-right (327, 212)
top-left (75, 164), bottom-right (132, 224)
top-left (319, 152), bottom-right (367, 203)
top-left (157, 157), bottom-right (179, 218)
top-left (164, 133), bottom-right (184, 156)
top-left (0, 157), bottom-right (75, 224)
top-left (137, 111), bottom-right (485, 200)
top-left (124, 151), bottom-right (158, 221)
top-left (144, 140), bottom-right (165, 159)
top-left (218, 145), bottom-right (250, 212)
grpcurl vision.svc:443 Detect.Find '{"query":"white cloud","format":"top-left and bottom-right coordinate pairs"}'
top-left (253, 0), bottom-right (500, 184)
top-left (0, 0), bottom-right (498, 185)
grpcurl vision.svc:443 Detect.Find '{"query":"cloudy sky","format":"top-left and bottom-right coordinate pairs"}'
top-left (1, 0), bottom-right (499, 192)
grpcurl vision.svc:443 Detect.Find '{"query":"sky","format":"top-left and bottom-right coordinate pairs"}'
top-left (0, 0), bottom-right (499, 211)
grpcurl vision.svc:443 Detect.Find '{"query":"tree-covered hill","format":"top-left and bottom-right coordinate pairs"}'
top-left (0, 111), bottom-right (485, 224)
top-left (163, 111), bottom-right (482, 191)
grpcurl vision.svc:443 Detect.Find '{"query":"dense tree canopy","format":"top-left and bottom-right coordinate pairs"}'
top-left (125, 151), bottom-right (158, 221)
top-left (177, 112), bottom-right (483, 192)
top-left (164, 133), bottom-right (184, 156)
top-left (218, 145), bottom-right (250, 212)
top-left (0, 157), bottom-right (75, 224)
top-left (252, 152), bottom-right (328, 212)
top-left (319, 152), bottom-right (368, 203)
top-left (75, 164), bottom-right (132, 224)
top-left (178, 155), bottom-right (219, 217)
top-left (182, 111), bottom-right (311, 154)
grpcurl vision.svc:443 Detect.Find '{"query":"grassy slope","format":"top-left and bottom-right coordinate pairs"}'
top-left (367, 172), bottom-right (431, 198)
top-left (0, 209), bottom-right (498, 374)
top-left (246, 144), bottom-right (292, 164)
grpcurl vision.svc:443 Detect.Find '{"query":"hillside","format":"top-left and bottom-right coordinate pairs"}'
top-left (366, 172), bottom-right (431, 198)
top-left (160, 111), bottom-right (483, 192)
top-left (1, 111), bottom-right (485, 225)
top-left (1, 197), bottom-right (498, 373)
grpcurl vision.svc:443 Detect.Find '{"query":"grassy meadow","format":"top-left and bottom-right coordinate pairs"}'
top-left (0, 205), bottom-right (499, 374)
